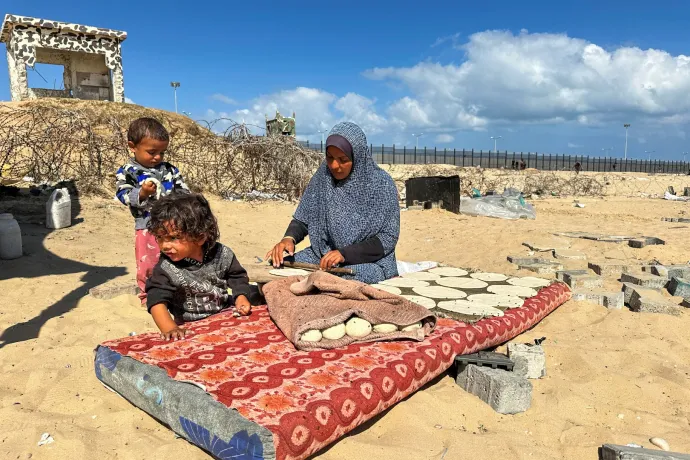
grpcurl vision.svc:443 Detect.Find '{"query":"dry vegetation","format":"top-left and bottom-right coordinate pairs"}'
top-left (0, 99), bottom-right (320, 199)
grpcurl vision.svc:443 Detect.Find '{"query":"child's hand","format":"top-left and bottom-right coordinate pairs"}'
top-left (235, 295), bottom-right (252, 316)
top-left (140, 180), bottom-right (157, 199)
top-left (161, 326), bottom-right (186, 341)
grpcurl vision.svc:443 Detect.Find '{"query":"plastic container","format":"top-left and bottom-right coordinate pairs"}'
top-left (46, 188), bottom-right (72, 229)
top-left (0, 213), bottom-right (22, 259)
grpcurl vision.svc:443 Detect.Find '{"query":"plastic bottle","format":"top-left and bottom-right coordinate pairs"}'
top-left (46, 188), bottom-right (72, 229)
top-left (0, 213), bottom-right (22, 259)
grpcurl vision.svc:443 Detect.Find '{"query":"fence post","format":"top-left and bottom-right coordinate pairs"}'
top-left (434, 147), bottom-right (437, 164)
top-left (471, 149), bottom-right (474, 166)
top-left (444, 148), bottom-right (447, 165)
top-left (480, 150), bottom-right (483, 167)
top-left (424, 146), bottom-right (427, 164)
top-left (453, 148), bottom-right (457, 166)
top-left (414, 146), bottom-right (417, 164)
top-left (403, 145), bottom-right (406, 165)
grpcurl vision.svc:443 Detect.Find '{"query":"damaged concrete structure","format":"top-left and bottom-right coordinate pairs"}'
top-left (1, 14), bottom-right (127, 102)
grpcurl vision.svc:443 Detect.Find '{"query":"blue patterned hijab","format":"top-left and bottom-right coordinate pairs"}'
top-left (294, 122), bottom-right (400, 279)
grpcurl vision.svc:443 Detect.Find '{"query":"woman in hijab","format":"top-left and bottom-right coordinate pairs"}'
top-left (266, 122), bottom-right (400, 284)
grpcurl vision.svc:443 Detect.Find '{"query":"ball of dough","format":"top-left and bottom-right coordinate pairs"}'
top-left (373, 323), bottom-right (398, 334)
top-left (300, 329), bottom-right (323, 342)
top-left (345, 317), bottom-right (373, 338)
top-left (322, 323), bottom-right (346, 340)
top-left (401, 321), bottom-right (422, 332)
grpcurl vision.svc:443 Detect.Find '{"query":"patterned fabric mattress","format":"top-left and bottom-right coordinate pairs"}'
top-left (95, 282), bottom-right (570, 460)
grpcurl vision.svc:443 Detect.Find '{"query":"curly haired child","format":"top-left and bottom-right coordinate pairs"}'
top-left (145, 193), bottom-right (256, 340)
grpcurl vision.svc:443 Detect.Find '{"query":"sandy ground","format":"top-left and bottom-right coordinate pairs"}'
top-left (1, 192), bottom-right (690, 460)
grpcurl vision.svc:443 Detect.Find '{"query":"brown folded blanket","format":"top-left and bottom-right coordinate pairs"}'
top-left (262, 271), bottom-right (437, 350)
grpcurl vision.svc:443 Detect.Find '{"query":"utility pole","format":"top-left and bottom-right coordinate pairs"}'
top-left (645, 150), bottom-right (655, 161)
top-left (623, 123), bottom-right (630, 159)
top-left (412, 133), bottom-right (424, 149)
top-left (170, 81), bottom-right (180, 113)
top-left (490, 136), bottom-right (502, 153)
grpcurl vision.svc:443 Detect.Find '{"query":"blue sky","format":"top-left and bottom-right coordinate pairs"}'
top-left (2, 0), bottom-right (690, 160)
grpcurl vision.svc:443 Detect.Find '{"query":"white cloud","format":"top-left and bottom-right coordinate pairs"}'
top-left (365, 30), bottom-right (690, 129)
top-left (211, 93), bottom-right (238, 105)
top-left (567, 142), bottom-right (582, 148)
top-left (207, 30), bottom-right (690, 146)
top-left (431, 32), bottom-right (461, 48)
top-left (436, 134), bottom-right (455, 143)
top-left (124, 97), bottom-right (135, 104)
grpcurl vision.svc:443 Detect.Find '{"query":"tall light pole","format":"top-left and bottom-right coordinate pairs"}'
top-left (602, 147), bottom-right (613, 155)
top-left (412, 133), bottom-right (424, 149)
top-left (170, 81), bottom-right (180, 113)
top-left (645, 150), bottom-right (655, 161)
top-left (317, 128), bottom-right (328, 145)
top-left (683, 151), bottom-right (688, 163)
top-left (623, 123), bottom-right (630, 160)
top-left (490, 136), bottom-right (502, 153)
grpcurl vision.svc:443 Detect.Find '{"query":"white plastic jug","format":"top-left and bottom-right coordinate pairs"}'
top-left (0, 213), bottom-right (22, 259)
top-left (46, 188), bottom-right (72, 229)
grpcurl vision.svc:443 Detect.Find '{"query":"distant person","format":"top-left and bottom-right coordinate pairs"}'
top-left (574, 161), bottom-right (582, 174)
top-left (146, 194), bottom-right (257, 340)
top-left (520, 159), bottom-right (527, 170)
top-left (612, 162), bottom-right (617, 171)
top-left (115, 117), bottom-right (190, 305)
top-left (266, 122), bottom-right (400, 284)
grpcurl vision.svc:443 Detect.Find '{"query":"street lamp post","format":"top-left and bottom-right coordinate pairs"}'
top-left (623, 124), bottom-right (630, 160)
top-left (317, 129), bottom-right (328, 152)
top-left (490, 136), bottom-right (502, 153)
top-left (645, 150), bottom-right (655, 162)
top-left (412, 133), bottom-right (424, 149)
top-left (683, 151), bottom-right (688, 162)
top-left (170, 81), bottom-right (180, 113)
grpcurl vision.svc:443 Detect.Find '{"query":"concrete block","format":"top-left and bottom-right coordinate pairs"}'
top-left (456, 364), bottom-right (532, 414)
top-left (686, 187), bottom-right (690, 197)
top-left (599, 443), bottom-right (690, 460)
top-left (563, 272), bottom-right (603, 289)
top-left (89, 283), bottom-right (139, 300)
top-left (507, 343), bottom-right (546, 379)
top-left (572, 289), bottom-right (624, 309)
top-left (553, 249), bottom-right (587, 260)
top-left (621, 282), bottom-right (642, 305)
top-left (629, 237), bottom-right (665, 248)
top-left (406, 205), bottom-right (423, 211)
top-left (507, 255), bottom-right (548, 265)
top-left (588, 262), bottom-right (632, 277)
top-left (651, 265), bottom-right (670, 278)
top-left (629, 288), bottom-right (682, 316)
top-left (621, 273), bottom-right (668, 289)
top-left (556, 269), bottom-right (589, 282)
top-left (666, 265), bottom-right (690, 280)
top-left (519, 261), bottom-right (564, 274)
top-left (667, 277), bottom-right (690, 299)
top-left (662, 217), bottom-right (690, 223)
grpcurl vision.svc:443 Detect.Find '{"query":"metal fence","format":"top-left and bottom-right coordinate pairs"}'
top-left (298, 141), bottom-right (690, 174)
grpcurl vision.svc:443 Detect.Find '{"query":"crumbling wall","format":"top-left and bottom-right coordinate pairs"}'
top-left (3, 15), bottom-right (126, 102)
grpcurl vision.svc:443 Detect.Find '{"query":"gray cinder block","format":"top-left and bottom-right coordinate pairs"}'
top-left (573, 290), bottom-right (624, 309)
top-left (456, 365), bottom-right (532, 414)
top-left (556, 269), bottom-right (589, 281)
top-left (620, 273), bottom-right (668, 289)
top-left (599, 443), bottom-right (690, 460)
top-left (588, 262), bottom-right (632, 277)
top-left (507, 343), bottom-right (546, 379)
top-left (629, 288), bottom-right (682, 316)
top-left (563, 272), bottom-right (603, 289)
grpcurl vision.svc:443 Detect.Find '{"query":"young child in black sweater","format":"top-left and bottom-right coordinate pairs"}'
top-left (146, 193), bottom-right (253, 340)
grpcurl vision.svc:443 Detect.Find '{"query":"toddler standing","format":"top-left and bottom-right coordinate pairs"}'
top-left (115, 117), bottom-right (189, 304)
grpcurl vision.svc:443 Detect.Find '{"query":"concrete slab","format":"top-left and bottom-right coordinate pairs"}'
top-left (651, 265), bottom-right (670, 278)
top-left (629, 288), bottom-right (682, 316)
top-left (588, 262), bottom-right (633, 277)
top-left (573, 289), bottom-right (624, 309)
top-left (507, 255), bottom-right (549, 265)
top-left (456, 365), bottom-right (532, 414)
top-left (519, 262), bottom-right (564, 274)
top-left (666, 265), bottom-right (690, 280)
top-left (553, 249), bottom-right (587, 260)
top-left (621, 273), bottom-right (668, 289)
top-left (556, 269), bottom-right (590, 282)
top-left (599, 443), bottom-right (690, 460)
top-left (563, 272), bottom-right (603, 289)
top-left (667, 277), bottom-right (690, 299)
top-left (629, 237), bottom-right (666, 249)
top-left (621, 282), bottom-right (643, 305)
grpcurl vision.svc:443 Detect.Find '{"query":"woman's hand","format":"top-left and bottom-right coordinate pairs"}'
top-left (161, 326), bottom-right (186, 341)
top-left (235, 295), bottom-right (252, 316)
top-left (266, 238), bottom-right (296, 267)
top-left (320, 250), bottom-right (345, 270)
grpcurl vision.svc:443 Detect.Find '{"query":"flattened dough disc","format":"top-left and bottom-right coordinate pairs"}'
top-left (470, 272), bottom-right (508, 282)
top-left (412, 286), bottom-right (467, 299)
top-left (379, 278), bottom-right (430, 288)
top-left (401, 271), bottom-right (442, 281)
top-left (466, 293), bottom-right (524, 308)
top-left (270, 268), bottom-right (310, 277)
top-left (507, 276), bottom-right (550, 288)
top-left (487, 284), bottom-right (538, 298)
top-left (437, 300), bottom-right (505, 317)
top-left (428, 267), bottom-right (469, 277)
top-left (436, 277), bottom-right (488, 289)
top-left (370, 284), bottom-right (402, 295)
top-left (401, 295), bottom-right (436, 309)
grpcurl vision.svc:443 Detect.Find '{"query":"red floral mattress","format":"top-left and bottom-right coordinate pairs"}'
top-left (95, 283), bottom-right (570, 460)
